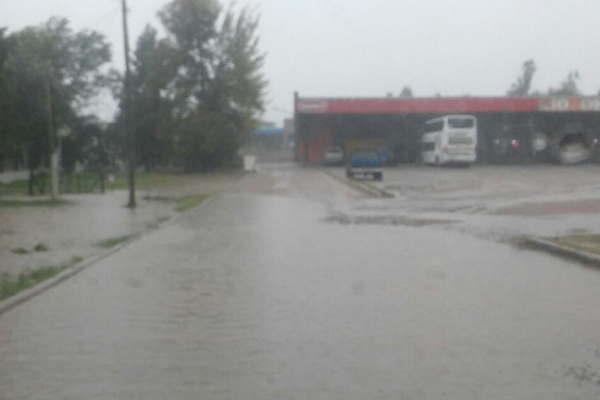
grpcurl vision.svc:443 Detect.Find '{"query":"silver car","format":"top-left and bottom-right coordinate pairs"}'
top-left (323, 146), bottom-right (344, 165)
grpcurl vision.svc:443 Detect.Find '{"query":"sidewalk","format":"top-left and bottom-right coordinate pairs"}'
top-left (0, 173), bottom-right (241, 277)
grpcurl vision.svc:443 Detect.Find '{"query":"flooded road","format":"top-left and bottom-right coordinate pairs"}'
top-left (1, 165), bottom-right (600, 399)
top-left (331, 164), bottom-right (600, 242)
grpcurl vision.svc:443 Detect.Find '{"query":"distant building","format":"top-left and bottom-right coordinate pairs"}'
top-left (251, 126), bottom-right (285, 149)
top-left (283, 118), bottom-right (295, 149)
top-left (294, 94), bottom-right (600, 165)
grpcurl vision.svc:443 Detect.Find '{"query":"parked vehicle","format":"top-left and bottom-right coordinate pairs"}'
top-left (346, 149), bottom-right (383, 181)
top-left (558, 139), bottom-right (592, 165)
top-left (323, 146), bottom-right (344, 165)
top-left (377, 147), bottom-right (394, 165)
top-left (421, 115), bottom-right (478, 165)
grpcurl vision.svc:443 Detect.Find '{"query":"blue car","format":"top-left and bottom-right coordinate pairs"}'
top-left (346, 149), bottom-right (383, 181)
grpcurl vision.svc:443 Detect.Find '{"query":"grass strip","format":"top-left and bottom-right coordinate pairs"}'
top-left (96, 235), bottom-right (133, 249)
top-left (175, 194), bottom-right (211, 212)
top-left (0, 256), bottom-right (84, 301)
top-left (0, 199), bottom-right (69, 208)
top-left (551, 234), bottom-right (600, 256)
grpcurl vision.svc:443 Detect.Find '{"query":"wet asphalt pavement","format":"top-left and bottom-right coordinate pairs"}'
top-left (2, 164), bottom-right (600, 399)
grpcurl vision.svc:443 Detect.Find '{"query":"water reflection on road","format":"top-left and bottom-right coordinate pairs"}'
top-left (1, 165), bottom-right (600, 399)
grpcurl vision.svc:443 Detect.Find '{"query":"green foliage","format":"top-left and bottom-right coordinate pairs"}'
top-left (70, 256), bottom-right (84, 265)
top-left (96, 235), bottom-right (133, 249)
top-left (508, 59), bottom-right (536, 97)
top-left (1, 171), bottom-right (214, 195)
top-left (0, 28), bottom-right (11, 150)
top-left (1, 18), bottom-right (111, 193)
top-left (3, 3), bottom-right (263, 181)
top-left (2, 27), bottom-right (48, 172)
top-left (108, 171), bottom-right (184, 190)
top-left (120, 0), bottom-right (266, 172)
top-left (0, 178), bottom-right (28, 196)
top-left (399, 86), bottom-right (413, 98)
top-left (549, 70), bottom-right (580, 96)
top-left (0, 28), bottom-right (7, 72)
top-left (175, 193), bottom-right (210, 211)
top-left (508, 61), bottom-right (581, 97)
top-left (128, 25), bottom-right (178, 170)
top-left (0, 265), bottom-right (66, 301)
top-left (34, 243), bottom-right (49, 252)
top-left (0, 199), bottom-right (68, 208)
top-left (11, 247), bottom-right (29, 255)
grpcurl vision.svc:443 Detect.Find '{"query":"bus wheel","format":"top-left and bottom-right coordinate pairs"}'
top-left (435, 156), bottom-right (440, 166)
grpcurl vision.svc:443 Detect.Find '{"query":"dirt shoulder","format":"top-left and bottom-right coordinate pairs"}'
top-left (549, 234), bottom-right (600, 256)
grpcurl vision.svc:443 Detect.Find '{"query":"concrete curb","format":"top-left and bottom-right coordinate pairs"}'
top-left (0, 235), bottom-right (140, 316)
top-left (321, 170), bottom-right (394, 198)
top-left (524, 237), bottom-right (600, 267)
top-left (0, 194), bottom-right (217, 316)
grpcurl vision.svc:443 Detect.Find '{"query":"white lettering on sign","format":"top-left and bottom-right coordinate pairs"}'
top-left (539, 97), bottom-right (600, 112)
top-left (296, 100), bottom-right (328, 113)
top-left (539, 97), bottom-right (570, 111)
top-left (581, 98), bottom-right (600, 111)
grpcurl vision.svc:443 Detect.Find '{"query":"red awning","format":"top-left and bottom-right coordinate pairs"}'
top-left (296, 96), bottom-right (600, 115)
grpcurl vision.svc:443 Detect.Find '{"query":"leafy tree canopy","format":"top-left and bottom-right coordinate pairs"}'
top-left (507, 59), bottom-right (536, 97)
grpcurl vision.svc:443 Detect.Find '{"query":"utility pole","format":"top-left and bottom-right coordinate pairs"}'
top-left (122, 0), bottom-right (136, 208)
top-left (46, 78), bottom-right (59, 200)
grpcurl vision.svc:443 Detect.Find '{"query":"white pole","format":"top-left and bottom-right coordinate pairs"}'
top-left (46, 78), bottom-right (59, 200)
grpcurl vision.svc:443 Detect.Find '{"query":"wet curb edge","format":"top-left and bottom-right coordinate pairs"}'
top-left (0, 196), bottom-right (217, 316)
top-left (321, 169), bottom-right (394, 198)
top-left (525, 237), bottom-right (600, 267)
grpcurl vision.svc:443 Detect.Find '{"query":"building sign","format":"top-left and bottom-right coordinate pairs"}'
top-left (539, 97), bottom-right (600, 112)
top-left (296, 100), bottom-right (329, 114)
top-left (296, 96), bottom-right (600, 115)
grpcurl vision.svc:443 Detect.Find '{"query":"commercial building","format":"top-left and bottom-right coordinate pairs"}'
top-left (294, 94), bottom-right (600, 164)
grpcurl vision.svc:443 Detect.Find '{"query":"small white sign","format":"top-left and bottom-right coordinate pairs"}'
top-left (539, 97), bottom-right (600, 112)
top-left (296, 100), bottom-right (328, 114)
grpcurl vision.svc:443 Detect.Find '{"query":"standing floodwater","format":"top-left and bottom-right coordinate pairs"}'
top-left (1, 165), bottom-right (600, 399)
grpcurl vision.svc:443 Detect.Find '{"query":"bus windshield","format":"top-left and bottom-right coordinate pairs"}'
top-left (424, 120), bottom-right (444, 133)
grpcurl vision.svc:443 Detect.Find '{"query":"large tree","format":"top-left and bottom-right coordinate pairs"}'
top-left (399, 86), bottom-right (413, 98)
top-left (0, 28), bottom-right (12, 168)
top-left (3, 17), bottom-right (111, 192)
top-left (3, 27), bottom-right (50, 183)
top-left (150, 0), bottom-right (266, 171)
top-left (0, 28), bottom-right (8, 83)
top-left (549, 70), bottom-right (580, 96)
top-left (507, 59), bottom-right (536, 96)
top-left (129, 25), bottom-right (178, 170)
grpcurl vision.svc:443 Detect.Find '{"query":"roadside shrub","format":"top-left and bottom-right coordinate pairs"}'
top-left (34, 243), bottom-right (49, 252)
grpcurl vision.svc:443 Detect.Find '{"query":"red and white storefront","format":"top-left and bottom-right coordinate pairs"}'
top-left (294, 95), bottom-right (600, 164)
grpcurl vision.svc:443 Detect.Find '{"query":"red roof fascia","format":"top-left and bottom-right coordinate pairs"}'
top-left (296, 97), bottom-right (541, 115)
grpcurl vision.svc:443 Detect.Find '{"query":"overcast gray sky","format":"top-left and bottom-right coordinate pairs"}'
top-left (2, 0), bottom-right (600, 125)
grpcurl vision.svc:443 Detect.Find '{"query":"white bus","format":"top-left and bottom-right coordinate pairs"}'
top-left (421, 115), bottom-right (478, 165)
